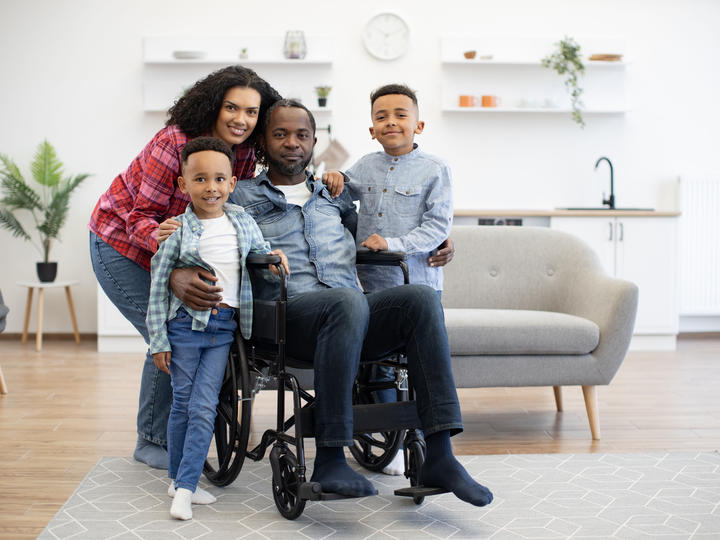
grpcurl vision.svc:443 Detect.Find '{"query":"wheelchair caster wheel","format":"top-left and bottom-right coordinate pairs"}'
top-left (270, 446), bottom-right (306, 520)
top-left (406, 440), bottom-right (426, 505)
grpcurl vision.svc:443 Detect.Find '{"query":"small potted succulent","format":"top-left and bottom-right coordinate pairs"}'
top-left (315, 86), bottom-right (332, 107)
top-left (0, 140), bottom-right (89, 282)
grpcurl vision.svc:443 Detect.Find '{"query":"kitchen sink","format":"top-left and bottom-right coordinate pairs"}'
top-left (556, 207), bottom-right (655, 211)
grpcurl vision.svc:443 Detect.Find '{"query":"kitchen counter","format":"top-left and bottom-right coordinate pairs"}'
top-left (455, 209), bottom-right (680, 217)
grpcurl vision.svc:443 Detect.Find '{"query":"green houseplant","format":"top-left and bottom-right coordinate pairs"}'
top-left (0, 140), bottom-right (89, 282)
top-left (315, 85), bottom-right (332, 107)
top-left (542, 36), bottom-right (585, 127)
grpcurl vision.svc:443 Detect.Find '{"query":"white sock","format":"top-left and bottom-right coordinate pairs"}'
top-left (168, 482), bottom-right (217, 504)
top-left (170, 488), bottom-right (193, 520)
top-left (382, 449), bottom-right (405, 476)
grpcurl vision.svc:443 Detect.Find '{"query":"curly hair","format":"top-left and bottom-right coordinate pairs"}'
top-left (254, 99), bottom-right (316, 168)
top-left (370, 83), bottom-right (418, 109)
top-left (180, 136), bottom-right (234, 172)
top-left (166, 65), bottom-right (282, 143)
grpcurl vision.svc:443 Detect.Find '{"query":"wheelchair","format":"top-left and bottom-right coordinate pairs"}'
top-left (202, 251), bottom-right (449, 519)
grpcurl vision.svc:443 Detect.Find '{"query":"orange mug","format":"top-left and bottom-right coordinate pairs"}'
top-left (458, 95), bottom-right (479, 107)
top-left (481, 95), bottom-right (499, 107)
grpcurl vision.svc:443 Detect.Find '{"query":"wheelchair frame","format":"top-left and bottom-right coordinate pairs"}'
top-left (203, 251), bottom-right (448, 519)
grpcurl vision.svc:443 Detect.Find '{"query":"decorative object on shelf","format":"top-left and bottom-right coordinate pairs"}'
top-left (463, 50), bottom-right (476, 59)
top-left (315, 86), bottom-right (332, 107)
top-left (0, 140), bottom-right (90, 282)
top-left (363, 12), bottom-right (410, 60)
top-left (458, 94), bottom-right (479, 107)
top-left (541, 36), bottom-right (586, 127)
top-left (239, 47), bottom-right (248, 60)
top-left (172, 50), bottom-right (207, 60)
top-left (589, 53), bottom-right (623, 62)
top-left (283, 30), bottom-right (307, 59)
top-left (481, 95), bottom-right (499, 108)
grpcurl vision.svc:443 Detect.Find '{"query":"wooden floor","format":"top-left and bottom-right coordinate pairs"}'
top-left (1, 337), bottom-right (719, 538)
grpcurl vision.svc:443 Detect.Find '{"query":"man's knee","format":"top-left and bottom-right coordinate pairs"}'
top-left (325, 288), bottom-right (369, 325)
top-left (401, 284), bottom-right (443, 316)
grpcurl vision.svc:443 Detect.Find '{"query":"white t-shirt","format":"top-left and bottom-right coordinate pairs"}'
top-left (198, 214), bottom-right (240, 308)
top-left (276, 182), bottom-right (311, 207)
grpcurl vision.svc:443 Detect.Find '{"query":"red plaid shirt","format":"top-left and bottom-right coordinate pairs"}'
top-left (89, 125), bottom-right (256, 271)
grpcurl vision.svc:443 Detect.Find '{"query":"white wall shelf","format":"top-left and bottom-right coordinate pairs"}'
top-left (443, 60), bottom-right (629, 68)
top-left (142, 35), bottom-right (334, 112)
top-left (443, 107), bottom-right (628, 114)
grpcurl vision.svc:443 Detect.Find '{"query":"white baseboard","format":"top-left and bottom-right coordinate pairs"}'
top-left (628, 334), bottom-right (677, 351)
top-left (679, 315), bottom-right (720, 333)
top-left (97, 335), bottom-right (147, 353)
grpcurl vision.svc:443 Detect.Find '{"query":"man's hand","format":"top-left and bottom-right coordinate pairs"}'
top-left (268, 249), bottom-right (291, 277)
top-left (153, 351), bottom-right (171, 375)
top-left (321, 170), bottom-right (345, 198)
top-left (361, 234), bottom-right (388, 252)
top-left (169, 267), bottom-right (222, 310)
top-left (429, 237), bottom-right (455, 267)
top-left (156, 218), bottom-right (181, 244)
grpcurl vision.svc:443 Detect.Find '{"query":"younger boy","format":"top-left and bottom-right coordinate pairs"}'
top-left (146, 137), bottom-right (288, 520)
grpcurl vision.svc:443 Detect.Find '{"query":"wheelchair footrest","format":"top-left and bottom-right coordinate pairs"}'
top-left (394, 485), bottom-right (450, 498)
top-left (298, 481), bottom-right (366, 501)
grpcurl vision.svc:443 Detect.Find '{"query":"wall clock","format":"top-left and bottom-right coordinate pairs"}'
top-left (362, 12), bottom-right (410, 60)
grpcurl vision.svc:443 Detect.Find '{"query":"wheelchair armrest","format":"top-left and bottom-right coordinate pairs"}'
top-left (246, 253), bottom-right (282, 266)
top-left (356, 249), bottom-right (407, 266)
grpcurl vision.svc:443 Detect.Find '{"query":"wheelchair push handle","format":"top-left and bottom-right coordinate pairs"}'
top-left (356, 249), bottom-right (409, 285)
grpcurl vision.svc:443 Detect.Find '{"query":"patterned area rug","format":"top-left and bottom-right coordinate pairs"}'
top-left (40, 452), bottom-right (720, 539)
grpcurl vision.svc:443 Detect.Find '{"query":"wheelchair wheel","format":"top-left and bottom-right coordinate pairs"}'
top-left (270, 445), bottom-right (306, 520)
top-left (349, 366), bottom-right (404, 472)
top-left (203, 335), bottom-right (252, 486)
top-left (406, 439), bottom-right (426, 505)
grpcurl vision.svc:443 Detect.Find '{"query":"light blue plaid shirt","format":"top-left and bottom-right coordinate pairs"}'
top-left (146, 203), bottom-right (271, 354)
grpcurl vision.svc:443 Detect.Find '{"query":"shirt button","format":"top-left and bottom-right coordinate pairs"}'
top-left (378, 212), bottom-right (383, 217)
top-left (405, 190), bottom-right (410, 194)
top-left (390, 167), bottom-right (395, 171)
top-left (368, 187), bottom-right (372, 191)
top-left (383, 188), bottom-right (387, 193)
top-left (394, 158), bottom-right (398, 162)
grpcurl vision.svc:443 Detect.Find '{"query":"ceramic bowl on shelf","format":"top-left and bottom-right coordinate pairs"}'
top-left (172, 50), bottom-right (207, 60)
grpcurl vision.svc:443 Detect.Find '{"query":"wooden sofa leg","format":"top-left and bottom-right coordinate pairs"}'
top-left (553, 386), bottom-right (563, 411)
top-left (582, 385), bottom-right (600, 440)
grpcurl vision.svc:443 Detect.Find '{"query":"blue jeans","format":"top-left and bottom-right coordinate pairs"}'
top-left (89, 231), bottom-right (172, 447)
top-left (285, 284), bottom-right (462, 446)
top-left (167, 308), bottom-right (236, 491)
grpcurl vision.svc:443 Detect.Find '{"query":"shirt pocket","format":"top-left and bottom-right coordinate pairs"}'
top-left (393, 184), bottom-right (423, 217)
top-left (356, 183), bottom-right (383, 216)
top-left (315, 191), bottom-right (340, 216)
top-left (243, 201), bottom-right (282, 224)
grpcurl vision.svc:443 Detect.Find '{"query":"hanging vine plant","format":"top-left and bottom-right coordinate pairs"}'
top-left (542, 36), bottom-right (585, 128)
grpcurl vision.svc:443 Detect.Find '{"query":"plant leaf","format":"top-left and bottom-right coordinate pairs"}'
top-left (0, 207), bottom-right (31, 240)
top-left (0, 154), bottom-right (41, 210)
top-left (31, 140), bottom-right (63, 187)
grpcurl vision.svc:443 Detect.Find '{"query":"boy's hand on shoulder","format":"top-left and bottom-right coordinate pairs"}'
top-left (157, 217), bottom-right (182, 244)
top-left (268, 249), bottom-right (291, 277)
top-left (429, 237), bottom-right (454, 267)
top-left (153, 351), bottom-right (171, 375)
top-left (361, 234), bottom-right (388, 252)
top-left (321, 170), bottom-right (345, 198)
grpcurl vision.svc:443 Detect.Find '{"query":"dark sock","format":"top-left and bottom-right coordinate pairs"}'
top-left (420, 431), bottom-right (493, 507)
top-left (310, 446), bottom-right (378, 497)
top-left (133, 437), bottom-right (168, 470)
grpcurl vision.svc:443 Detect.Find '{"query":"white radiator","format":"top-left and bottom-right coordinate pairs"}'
top-left (679, 177), bottom-right (720, 315)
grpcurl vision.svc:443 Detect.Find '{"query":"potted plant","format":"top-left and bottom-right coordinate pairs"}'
top-left (315, 86), bottom-right (332, 107)
top-left (541, 36), bottom-right (585, 127)
top-left (0, 140), bottom-right (89, 282)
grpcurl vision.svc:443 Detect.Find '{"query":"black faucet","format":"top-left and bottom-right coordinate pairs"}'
top-left (595, 156), bottom-right (614, 209)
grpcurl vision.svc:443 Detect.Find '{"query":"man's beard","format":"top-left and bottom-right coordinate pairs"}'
top-left (267, 152), bottom-right (313, 177)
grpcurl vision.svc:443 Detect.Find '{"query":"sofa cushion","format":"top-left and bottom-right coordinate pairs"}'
top-left (444, 308), bottom-right (600, 355)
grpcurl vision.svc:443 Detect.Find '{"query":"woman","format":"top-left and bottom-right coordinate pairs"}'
top-left (89, 65), bottom-right (281, 469)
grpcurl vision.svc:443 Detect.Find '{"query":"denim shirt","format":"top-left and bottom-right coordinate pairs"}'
top-left (146, 203), bottom-right (271, 354)
top-left (345, 145), bottom-right (453, 292)
top-left (229, 170), bottom-right (359, 299)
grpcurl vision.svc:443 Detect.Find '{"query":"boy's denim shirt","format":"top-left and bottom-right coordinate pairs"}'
top-left (345, 145), bottom-right (453, 292)
top-left (229, 170), bottom-right (359, 299)
top-left (146, 203), bottom-right (271, 354)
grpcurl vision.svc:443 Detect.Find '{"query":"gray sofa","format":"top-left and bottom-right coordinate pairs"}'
top-left (442, 225), bottom-right (638, 439)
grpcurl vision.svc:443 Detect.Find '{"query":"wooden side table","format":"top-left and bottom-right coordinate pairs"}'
top-left (18, 280), bottom-right (80, 351)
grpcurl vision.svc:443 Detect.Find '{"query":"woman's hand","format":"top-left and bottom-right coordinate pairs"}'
top-left (321, 170), bottom-right (346, 198)
top-left (153, 351), bottom-right (171, 375)
top-left (268, 249), bottom-right (291, 276)
top-left (156, 218), bottom-right (181, 244)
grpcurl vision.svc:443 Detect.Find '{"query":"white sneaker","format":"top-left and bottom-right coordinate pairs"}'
top-left (382, 450), bottom-right (404, 476)
top-left (168, 483), bottom-right (217, 504)
top-left (170, 488), bottom-right (193, 520)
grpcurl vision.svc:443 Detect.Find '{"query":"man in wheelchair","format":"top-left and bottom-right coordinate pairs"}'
top-left (172, 99), bottom-right (493, 508)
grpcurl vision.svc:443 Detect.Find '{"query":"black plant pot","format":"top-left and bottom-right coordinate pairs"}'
top-left (36, 262), bottom-right (57, 282)
top-left (317, 97), bottom-right (327, 107)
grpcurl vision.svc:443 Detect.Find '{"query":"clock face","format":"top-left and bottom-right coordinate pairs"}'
top-left (363, 12), bottom-right (409, 60)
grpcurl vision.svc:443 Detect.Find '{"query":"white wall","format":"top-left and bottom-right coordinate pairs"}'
top-left (1, 0), bottom-right (719, 333)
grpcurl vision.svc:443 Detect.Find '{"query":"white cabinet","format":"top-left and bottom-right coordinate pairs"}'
top-left (97, 285), bottom-right (146, 353)
top-left (440, 36), bottom-right (628, 115)
top-left (143, 35), bottom-right (334, 112)
top-left (550, 216), bottom-right (678, 343)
